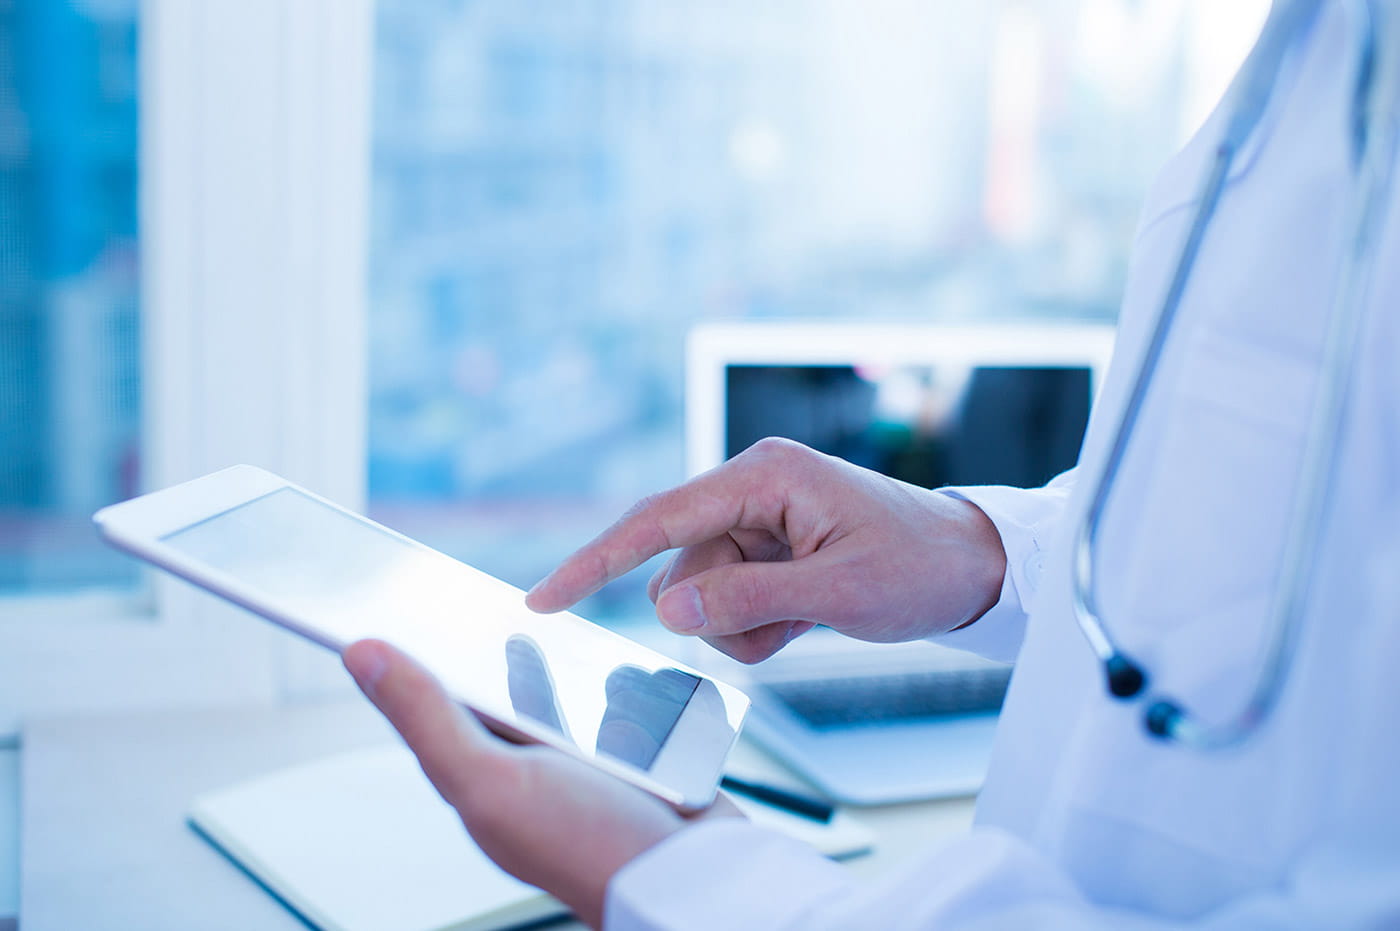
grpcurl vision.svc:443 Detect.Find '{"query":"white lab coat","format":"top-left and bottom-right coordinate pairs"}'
top-left (606, 3), bottom-right (1400, 928)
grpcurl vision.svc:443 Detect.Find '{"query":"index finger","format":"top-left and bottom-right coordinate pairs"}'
top-left (525, 462), bottom-right (772, 613)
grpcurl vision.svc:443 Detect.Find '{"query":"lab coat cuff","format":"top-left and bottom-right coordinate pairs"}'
top-left (605, 818), bottom-right (855, 931)
top-left (930, 484), bottom-right (1068, 664)
top-left (933, 548), bottom-right (1026, 664)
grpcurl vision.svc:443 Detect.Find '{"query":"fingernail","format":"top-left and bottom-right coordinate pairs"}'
top-left (660, 585), bottom-right (707, 632)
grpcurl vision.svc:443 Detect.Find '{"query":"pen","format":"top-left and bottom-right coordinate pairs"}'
top-left (720, 775), bottom-right (835, 823)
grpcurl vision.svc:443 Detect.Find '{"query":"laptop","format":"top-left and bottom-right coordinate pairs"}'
top-left (684, 321), bottom-right (1115, 804)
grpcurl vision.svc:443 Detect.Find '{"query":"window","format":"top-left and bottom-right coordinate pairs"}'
top-left (367, 1), bottom-right (1268, 626)
top-left (0, 0), bottom-right (1272, 730)
top-left (1, 0), bottom-right (374, 735)
top-left (0, 0), bottom-right (140, 596)
top-left (369, 1), bottom-right (1271, 624)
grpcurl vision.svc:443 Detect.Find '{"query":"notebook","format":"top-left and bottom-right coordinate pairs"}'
top-left (190, 744), bottom-right (873, 931)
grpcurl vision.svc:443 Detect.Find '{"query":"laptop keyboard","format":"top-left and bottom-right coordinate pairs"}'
top-left (763, 665), bottom-right (1013, 730)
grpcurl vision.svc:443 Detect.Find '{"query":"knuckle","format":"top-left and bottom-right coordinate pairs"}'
top-left (583, 547), bottom-right (615, 591)
top-left (729, 569), bottom-right (771, 621)
top-left (737, 437), bottom-right (831, 491)
top-left (733, 645), bottom-right (772, 665)
top-left (621, 493), bottom-right (676, 553)
top-left (744, 435), bottom-right (808, 466)
top-left (708, 633), bottom-right (774, 665)
top-left (622, 491), bottom-right (664, 521)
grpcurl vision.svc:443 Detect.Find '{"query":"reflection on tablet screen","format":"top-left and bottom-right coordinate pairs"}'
top-left (506, 633), bottom-right (699, 769)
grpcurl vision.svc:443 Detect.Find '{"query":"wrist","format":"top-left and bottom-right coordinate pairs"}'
top-left (947, 497), bottom-right (1009, 631)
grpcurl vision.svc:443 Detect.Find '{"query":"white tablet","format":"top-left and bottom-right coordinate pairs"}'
top-left (94, 465), bottom-right (749, 811)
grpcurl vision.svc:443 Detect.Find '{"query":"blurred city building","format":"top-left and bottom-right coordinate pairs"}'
top-left (0, 0), bottom-right (139, 593)
top-left (0, 0), bottom-right (1267, 606)
top-left (365, 0), bottom-right (1267, 614)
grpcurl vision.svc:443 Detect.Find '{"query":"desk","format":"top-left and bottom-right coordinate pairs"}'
top-left (19, 701), bottom-right (975, 931)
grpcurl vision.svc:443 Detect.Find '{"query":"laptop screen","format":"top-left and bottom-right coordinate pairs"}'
top-left (724, 363), bottom-right (1092, 490)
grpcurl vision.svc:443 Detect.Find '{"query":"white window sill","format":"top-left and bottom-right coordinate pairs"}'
top-left (0, 744), bottom-right (17, 924)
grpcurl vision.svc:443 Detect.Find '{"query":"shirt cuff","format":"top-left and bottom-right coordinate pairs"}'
top-left (931, 481), bottom-right (1072, 664)
top-left (605, 819), bottom-right (855, 931)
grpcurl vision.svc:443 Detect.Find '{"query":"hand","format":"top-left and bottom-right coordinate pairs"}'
top-left (343, 639), bottom-right (742, 930)
top-left (526, 437), bottom-right (1007, 664)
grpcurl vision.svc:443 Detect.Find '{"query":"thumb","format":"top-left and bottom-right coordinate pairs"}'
top-left (343, 639), bottom-right (510, 809)
top-left (654, 554), bottom-right (858, 637)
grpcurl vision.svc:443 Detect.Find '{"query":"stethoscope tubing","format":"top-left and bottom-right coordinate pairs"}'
top-left (1070, 0), bottom-right (1400, 749)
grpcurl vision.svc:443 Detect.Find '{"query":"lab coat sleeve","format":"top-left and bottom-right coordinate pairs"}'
top-left (604, 524), bottom-right (1400, 931)
top-left (608, 799), bottom-right (1400, 931)
top-left (928, 469), bottom-right (1077, 663)
top-left (605, 819), bottom-right (858, 930)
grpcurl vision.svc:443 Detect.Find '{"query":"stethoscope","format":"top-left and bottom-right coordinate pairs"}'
top-left (1072, 0), bottom-right (1400, 750)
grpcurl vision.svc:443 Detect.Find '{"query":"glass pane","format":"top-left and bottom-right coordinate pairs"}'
top-left (367, 1), bottom-right (1266, 624)
top-left (0, 0), bottom-right (140, 595)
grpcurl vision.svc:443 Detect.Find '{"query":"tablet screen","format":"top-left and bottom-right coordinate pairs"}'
top-left (162, 487), bottom-right (707, 772)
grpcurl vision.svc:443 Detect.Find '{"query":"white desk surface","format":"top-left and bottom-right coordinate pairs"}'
top-left (18, 701), bottom-right (974, 931)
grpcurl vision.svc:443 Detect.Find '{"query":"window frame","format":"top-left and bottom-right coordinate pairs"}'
top-left (0, 0), bottom-right (373, 737)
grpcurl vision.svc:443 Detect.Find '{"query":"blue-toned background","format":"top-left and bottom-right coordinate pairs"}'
top-left (0, 0), bottom-right (1267, 608)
